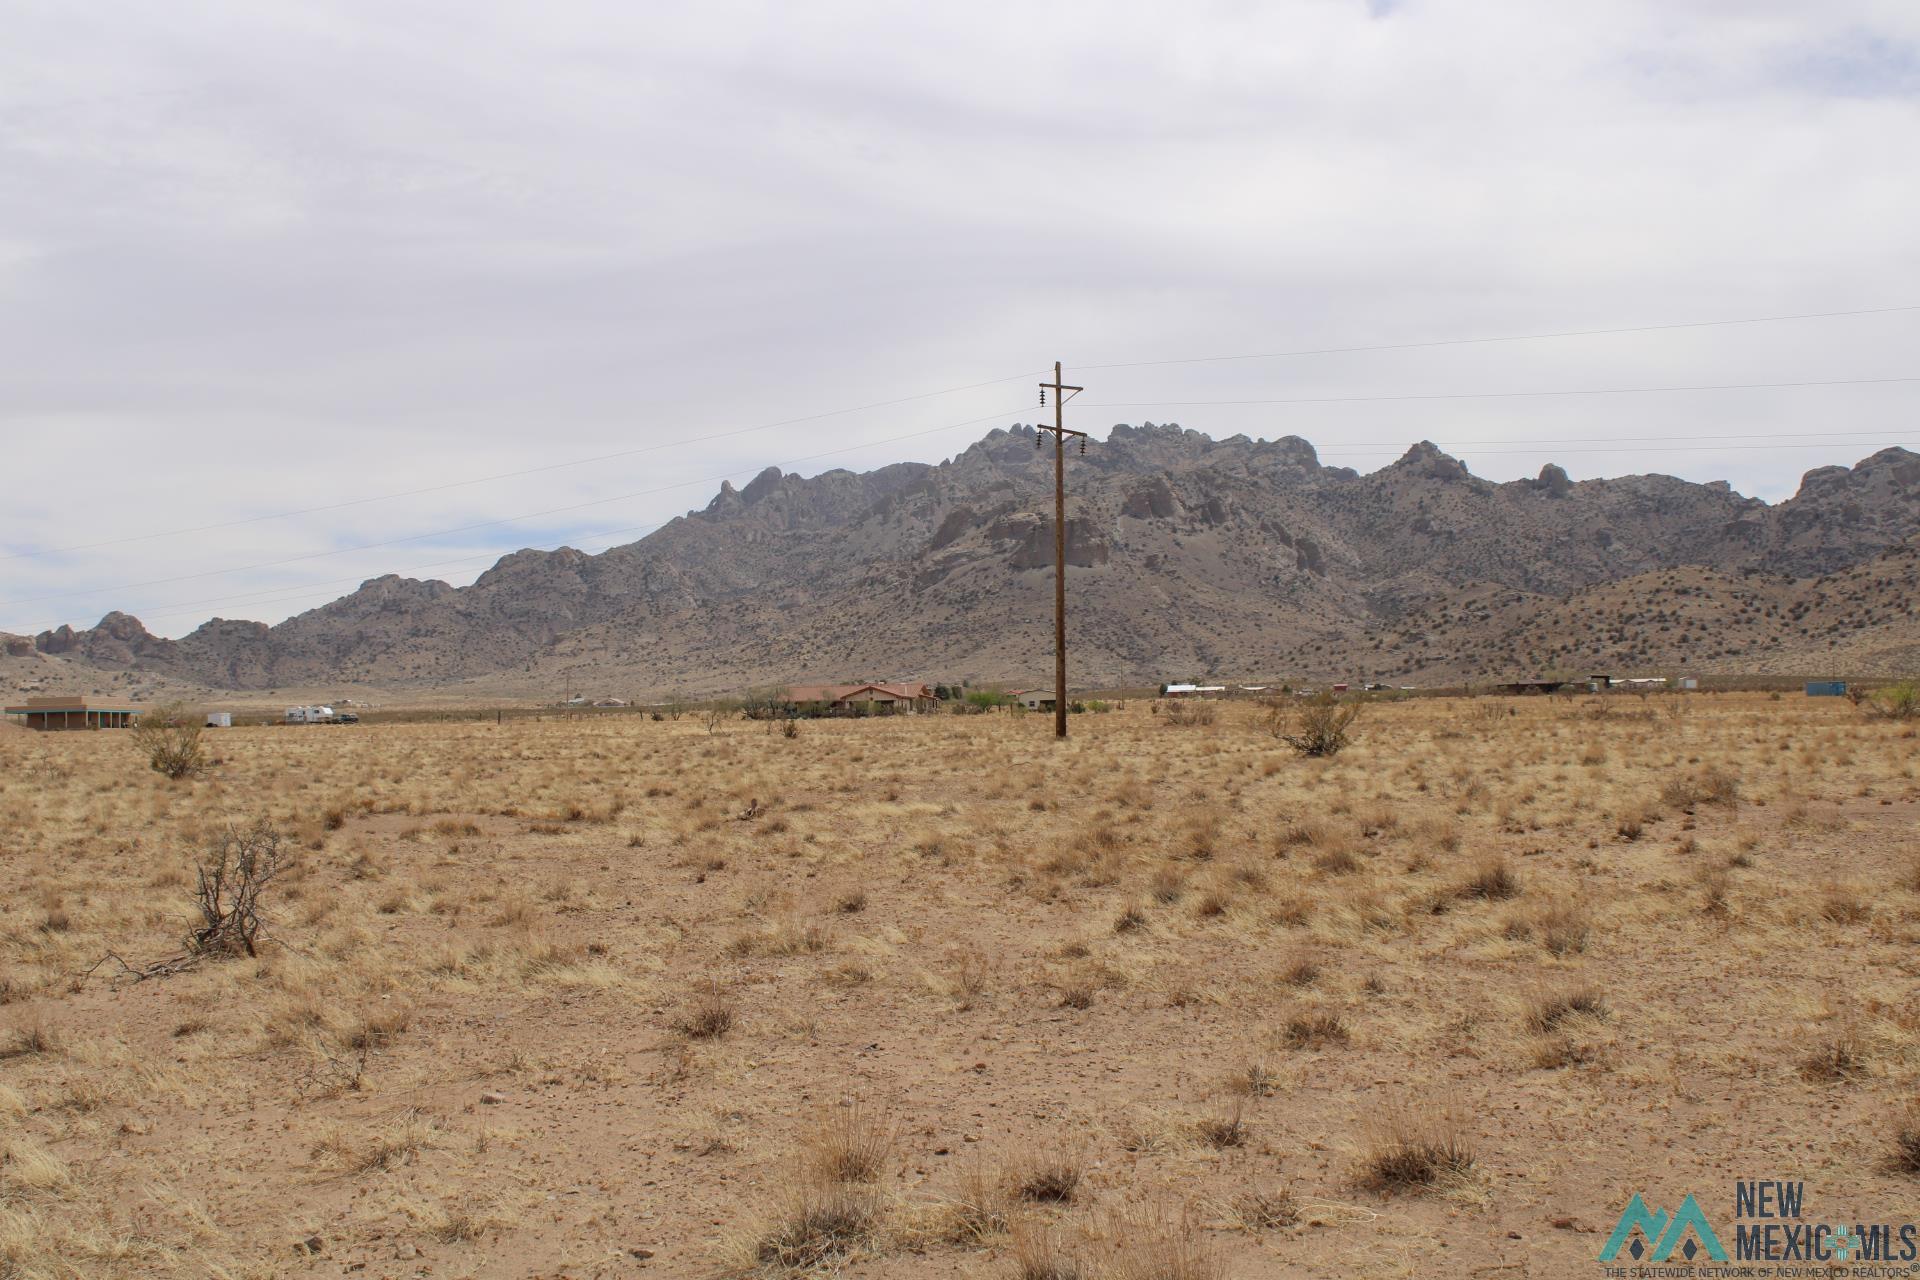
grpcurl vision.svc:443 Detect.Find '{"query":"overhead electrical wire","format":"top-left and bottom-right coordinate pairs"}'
top-left (1083, 374), bottom-right (1920, 411)
top-left (5, 299), bottom-right (1918, 631)
top-left (0, 367), bottom-right (1048, 562)
top-left (0, 405), bottom-right (1029, 617)
top-left (9, 301), bottom-right (1918, 564)
top-left (1074, 303), bottom-right (1920, 371)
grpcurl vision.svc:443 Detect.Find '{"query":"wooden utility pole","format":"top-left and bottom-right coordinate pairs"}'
top-left (1036, 361), bottom-right (1086, 740)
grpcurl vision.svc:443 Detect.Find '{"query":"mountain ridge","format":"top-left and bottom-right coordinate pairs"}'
top-left (8, 426), bottom-right (1919, 693)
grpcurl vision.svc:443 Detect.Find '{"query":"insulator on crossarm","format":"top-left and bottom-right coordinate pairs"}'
top-left (1039, 388), bottom-right (1047, 405)
top-left (1035, 429), bottom-right (1044, 449)
top-left (1079, 437), bottom-right (1086, 455)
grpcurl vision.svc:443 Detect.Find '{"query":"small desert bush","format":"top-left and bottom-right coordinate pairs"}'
top-left (131, 703), bottom-right (207, 780)
top-left (1163, 700), bottom-right (1217, 727)
top-left (1868, 679), bottom-right (1919, 722)
top-left (1010, 1223), bottom-right (1083, 1280)
top-left (1272, 690), bottom-right (1361, 758)
top-left (1660, 765), bottom-right (1740, 810)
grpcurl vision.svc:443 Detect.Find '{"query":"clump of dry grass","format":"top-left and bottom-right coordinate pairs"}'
top-left (676, 982), bottom-right (736, 1040)
top-left (1009, 1149), bottom-right (1083, 1203)
top-left (1283, 1011), bottom-right (1350, 1049)
top-left (1799, 1033), bottom-right (1870, 1083)
top-left (1357, 1101), bottom-right (1476, 1193)
top-left (1228, 1185), bottom-right (1298, 1230)
top-left (1819, 888), bottom-right (1870, 925)
top-left (1100, 1207), bottom-right (1224, 1280)
top-left (932, 1162), bottom-right (1010, 1244)
top-left (1194, 1101), bottom-right (1249, 1149)
top-left (744, 1174), bottom-right (882, 1272)
top-left (1280, 957), bottom-right (1320, 988)
top-left (1010, 1223), bottom-right (1083, 1280)
top-left (1525, 987), bottom-right (1609, 1034)
top-left (0, 1021), bottom-right (59, 1060)
top-left (1895, 1110), bottom-right (1920, 1176)
top-left (1456, 858), bottom-right (1520, 901)
top-left (801, 1101), bottom-right (893, 1184)
top-left (1537, 901), bottom-right (1591, 956)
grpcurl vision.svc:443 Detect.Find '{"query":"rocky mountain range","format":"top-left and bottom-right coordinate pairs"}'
top-left (8, 425), bottom-right (1920, 695)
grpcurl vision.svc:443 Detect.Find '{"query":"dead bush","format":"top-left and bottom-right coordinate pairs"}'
top-left (131, 703), bottom-right (207, 780)
top-left (187, 820), bottom-right (290, 958)
top-left (1162, 700), bottom-right (1217, 728)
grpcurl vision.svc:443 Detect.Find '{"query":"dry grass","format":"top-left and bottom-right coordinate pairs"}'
top-left (1358, 1100), bottom-right (1476, 1193)
top-left (0, 693), bottom-right (1913, 1275)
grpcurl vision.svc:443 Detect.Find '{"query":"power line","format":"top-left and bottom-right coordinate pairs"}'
top-left (0, 406), bottom-right (1028, 614)
top-left (1075, 304), bottom-right (1920, 371)
top-left (0, 368), bottom-right (1046, 563)
top-left (1083, 374), bottom-right (1920, 411)
top-left (12, 300), bottom-right (1918, 564)
top-left (14, 424), bottom-right (1908, 638)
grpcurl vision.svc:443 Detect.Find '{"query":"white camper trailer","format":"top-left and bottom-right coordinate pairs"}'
top-left (285, 705), bottom-right (336, 724)
top-left (205, 712), bottom-right (232, 729)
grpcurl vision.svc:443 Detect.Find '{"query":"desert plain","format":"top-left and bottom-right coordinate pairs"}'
top-left (2, 692), bottom-right (1916, 1279)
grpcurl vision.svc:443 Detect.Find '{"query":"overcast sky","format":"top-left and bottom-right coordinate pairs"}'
top-left (3, 0), bottom-right (1917, 638)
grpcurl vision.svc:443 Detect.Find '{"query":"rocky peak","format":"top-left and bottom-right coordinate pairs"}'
top-left (1391, 440), bottom-right (1471, 482)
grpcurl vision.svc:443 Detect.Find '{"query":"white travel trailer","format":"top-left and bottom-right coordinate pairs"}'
top-left (285, 705), bottom-right (336, 724)
top-left (205, 712), bottom-right (232, 728)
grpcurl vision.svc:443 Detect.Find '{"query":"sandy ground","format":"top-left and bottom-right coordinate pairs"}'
top-left (1, 694), bottom-right (1916, 1279)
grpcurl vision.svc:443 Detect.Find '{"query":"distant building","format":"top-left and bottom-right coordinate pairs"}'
top-left (3, 696), bottom-right (142, 731)
top-left (1163, 683), bottom-right (1227, 698)
top-left (786, 682), bottom-right (938, 714)
top-left (1805, 681), bottom-right (1847, 697)
top-left (1012, 689), bottom-right (1056, 712)
top-left (205, 712), bottom-right (232, 728)
top-left (1501, 679), bottom-right (1569, 695)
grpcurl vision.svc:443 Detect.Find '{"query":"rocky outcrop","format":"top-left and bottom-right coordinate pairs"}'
top-left (31, 432), bottom-right (1920, 691)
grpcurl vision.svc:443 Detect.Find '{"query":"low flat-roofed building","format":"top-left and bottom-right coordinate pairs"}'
top-left (3, 696), bottom-right (142, 730)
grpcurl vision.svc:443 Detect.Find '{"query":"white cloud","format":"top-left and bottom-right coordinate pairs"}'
top-left (2, 0), bottom-right (1916, 635)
